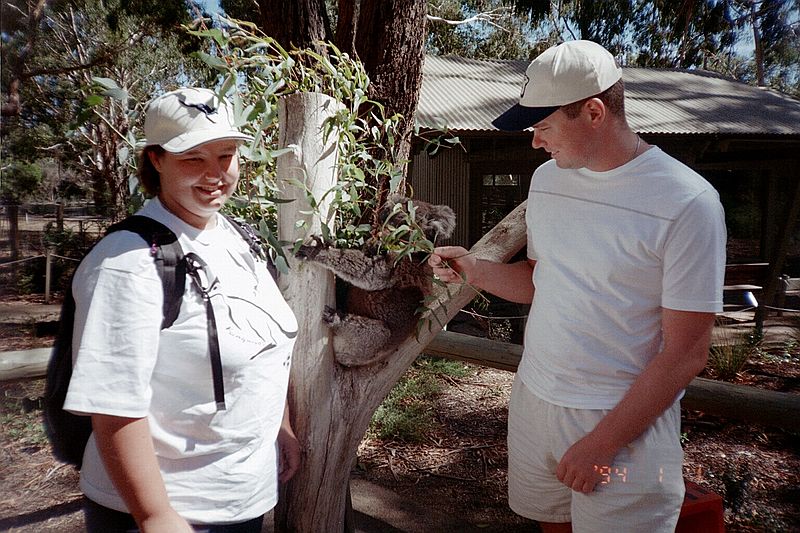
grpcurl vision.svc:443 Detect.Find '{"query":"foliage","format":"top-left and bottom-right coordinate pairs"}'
top-left (369, 355), bottom-right (471, 442)
top-left (436, 1), bottom-right (799, 96)
top-left (186, 19), bottom-right (453, 271)
top-left (1, 0), bottom-right (215, 219)
top-left (708, 322), bottom-right (762, 381)
top-left (0, 405), bottom-right (49, 449)
top-left (0, 161), bottom-right (43, 204)
top-left (15, 222), bottom-right (92, 295)
top-left (426, 0), bottom-right (552, 59)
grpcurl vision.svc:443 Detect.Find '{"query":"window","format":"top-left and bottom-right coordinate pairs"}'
top-left (479, 174), bottom-right (525, 236)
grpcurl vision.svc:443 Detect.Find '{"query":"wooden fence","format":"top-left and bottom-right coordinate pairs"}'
top-left (3, 331), bottom-right (799, 431)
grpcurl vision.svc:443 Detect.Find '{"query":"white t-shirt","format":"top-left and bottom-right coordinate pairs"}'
top-left (64, 198), bottom-right (297, 524)
top-left (521, 147), bottom-right (726, 409)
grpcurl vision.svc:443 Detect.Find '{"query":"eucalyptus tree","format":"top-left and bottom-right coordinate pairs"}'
top-left (1, 0), bottom-right (213, 218)
top-left (426, 0), bottom-right (551, 59)
top-left (219, 0), bottom-right (427, 182)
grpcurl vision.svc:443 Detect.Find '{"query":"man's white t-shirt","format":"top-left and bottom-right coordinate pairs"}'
top-left (64, 198), bottom-right (297, 524)
top-left (521, 147), bottom-right (726, 409)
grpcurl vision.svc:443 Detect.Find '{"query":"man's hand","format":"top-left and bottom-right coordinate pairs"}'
top-left (556, 434), bottom-right (618, 494)
top-left (429, 246), bottom-right (476, 284)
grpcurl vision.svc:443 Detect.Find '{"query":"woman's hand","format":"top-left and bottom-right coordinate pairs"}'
top-left (277, 401), bottom-right (300, 483)
top-left (277, 425), bottom-right (301, 483)
top-left (140, 509), bottom-right (194, 533)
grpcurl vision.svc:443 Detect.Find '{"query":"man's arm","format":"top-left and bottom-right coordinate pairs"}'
top-left (429, 246), bottom-right (536, 304)
top-left (555, 309), bottom-right (715, 493)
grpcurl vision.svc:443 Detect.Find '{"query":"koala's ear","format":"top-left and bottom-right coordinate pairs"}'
top-left (428, 205), bottom-right (456, 240)
top-left (379, 193), bottom-right (409, 224)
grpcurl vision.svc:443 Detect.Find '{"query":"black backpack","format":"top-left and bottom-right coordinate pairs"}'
top-left (43, 214), bottom-right (270, 468)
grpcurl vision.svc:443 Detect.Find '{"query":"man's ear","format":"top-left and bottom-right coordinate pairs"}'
top-left (584, 97), bottom-right (607, 126)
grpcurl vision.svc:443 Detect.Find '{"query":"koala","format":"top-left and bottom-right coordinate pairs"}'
top-left (295, 195), bottom-right (456, 366)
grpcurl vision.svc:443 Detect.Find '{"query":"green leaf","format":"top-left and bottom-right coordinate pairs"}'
top-left (193, 51), bottom-right (229, 70)
top-left (84, 94), bottom-right (104, 107)
top-left (117, 146), bottom-right (129, 165)
top-left (102, 88), bottom-right (128, 101)
top-left (93, 77), bottom-right (121, 90)
top-left (275, 254), bottom-right (289, 274)
top-left (220, 74), bottom-right (236, 97)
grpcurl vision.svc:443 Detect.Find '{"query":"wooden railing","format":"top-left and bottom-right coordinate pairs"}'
top-left (425, 331), bottom-right (800, 432)
top-left (3, 331), bottom-right (799, 431)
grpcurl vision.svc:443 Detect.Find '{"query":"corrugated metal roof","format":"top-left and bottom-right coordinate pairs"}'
top-left (417, 54), bottom-right (800, 135)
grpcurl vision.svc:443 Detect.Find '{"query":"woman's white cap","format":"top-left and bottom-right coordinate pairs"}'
top-left (143, 88), bottom-right (253, 153)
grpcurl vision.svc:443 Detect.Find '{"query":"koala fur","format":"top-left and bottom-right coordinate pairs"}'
top-left (296, 195), bottom-right (456, 366)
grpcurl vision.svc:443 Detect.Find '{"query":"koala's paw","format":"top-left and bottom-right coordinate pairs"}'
top-left (295, 235), bottom-right (327, 261)
top-left (336, 349), bottom-right (390, 368)
top-left (322, 305), bottom-right (342, 326)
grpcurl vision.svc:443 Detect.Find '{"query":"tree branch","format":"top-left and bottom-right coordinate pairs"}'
top-left (426, 8), bottom-right (511, 33)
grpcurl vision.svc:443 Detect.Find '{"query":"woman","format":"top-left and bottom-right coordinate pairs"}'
top-left (64, 87), bottom-right (300, 532)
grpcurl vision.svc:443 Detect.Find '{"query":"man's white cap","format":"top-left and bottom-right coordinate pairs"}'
top-left (143, 88), bottom-right (253, 153)
top-left (492, 40), bottom-right (623, 131)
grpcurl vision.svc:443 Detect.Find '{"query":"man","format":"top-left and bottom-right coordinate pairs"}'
top-left (430, 40), bottom-right (726, 532)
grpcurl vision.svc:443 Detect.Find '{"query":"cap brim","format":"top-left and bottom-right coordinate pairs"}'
top-left (158, 130), bottom-right (253, 153)
top-left (491, 104), bottom-right (560, 132)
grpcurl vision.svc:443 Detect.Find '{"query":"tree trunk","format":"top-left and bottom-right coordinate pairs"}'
top-left (274, 92), bottom-right (347, 531)
top-left (750, 0), bottom-right (766, 87)
top-left (353, 0), bottom-right (427, 169)
top-left (274, 121), bottom-right (527, 530)
top-left (1, 0), bottom-right (49, 118)
top-left (258, 0), bottom-right (330, 54)
top-left (8, 204), bottom-right (20, 262)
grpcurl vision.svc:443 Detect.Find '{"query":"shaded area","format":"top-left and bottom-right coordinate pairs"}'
top-left (0, 499), bottom-right (83, 531)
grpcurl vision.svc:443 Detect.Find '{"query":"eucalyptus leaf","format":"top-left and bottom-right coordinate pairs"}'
top-left (193, 51), bottom-right (229, 70)
top-left (93, 77), bottom-right (121, 90)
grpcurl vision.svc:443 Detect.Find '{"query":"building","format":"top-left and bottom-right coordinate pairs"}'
top-left (411, 54), bottom-right (800, 274)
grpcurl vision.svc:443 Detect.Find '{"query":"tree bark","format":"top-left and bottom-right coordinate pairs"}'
top-left (354, 0), bottom-right (427, 169)
top-left (258, 0), bottom-right (330, 54)
top-left (274, 92), bottom-right (346, 531)
top-left (274, 150), bottom-right (527, 530)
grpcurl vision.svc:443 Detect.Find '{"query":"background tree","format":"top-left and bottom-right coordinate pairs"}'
top-left (221, 0), bottom-right (427, 189)
top-left (1, 0), bottom-right (214, 218)
top-left (426, 0), bottom-right (548, 59)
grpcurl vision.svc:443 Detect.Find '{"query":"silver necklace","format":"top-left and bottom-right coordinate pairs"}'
top-left (631, 135), bottom-right (641, 160)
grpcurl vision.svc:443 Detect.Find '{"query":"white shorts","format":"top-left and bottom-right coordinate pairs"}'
top-left (507, 375), bottom-right (685, 532)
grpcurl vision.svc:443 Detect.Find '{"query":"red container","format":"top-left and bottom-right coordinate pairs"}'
top-left (676, 479), bottom-right (725, 533)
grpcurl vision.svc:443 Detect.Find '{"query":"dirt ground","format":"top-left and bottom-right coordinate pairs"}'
top-left (1, 297), bottom-right (799, 532)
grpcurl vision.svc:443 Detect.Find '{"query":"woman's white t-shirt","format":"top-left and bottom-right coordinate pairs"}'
top-left (64, 198), bottom-right (297, 524)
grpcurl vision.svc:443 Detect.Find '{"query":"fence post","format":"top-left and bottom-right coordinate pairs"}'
top-left (45, 248), bottom-right (53, 304)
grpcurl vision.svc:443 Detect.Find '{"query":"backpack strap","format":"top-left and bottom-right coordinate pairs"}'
top-left (222, 214), bottom-right (277, 281)
top-left (107, 216), bottom-right (186, 329)
top-left (184, 252), bottom-right (226, 411)
top-left (109, 216), bottom-right (227, 412)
